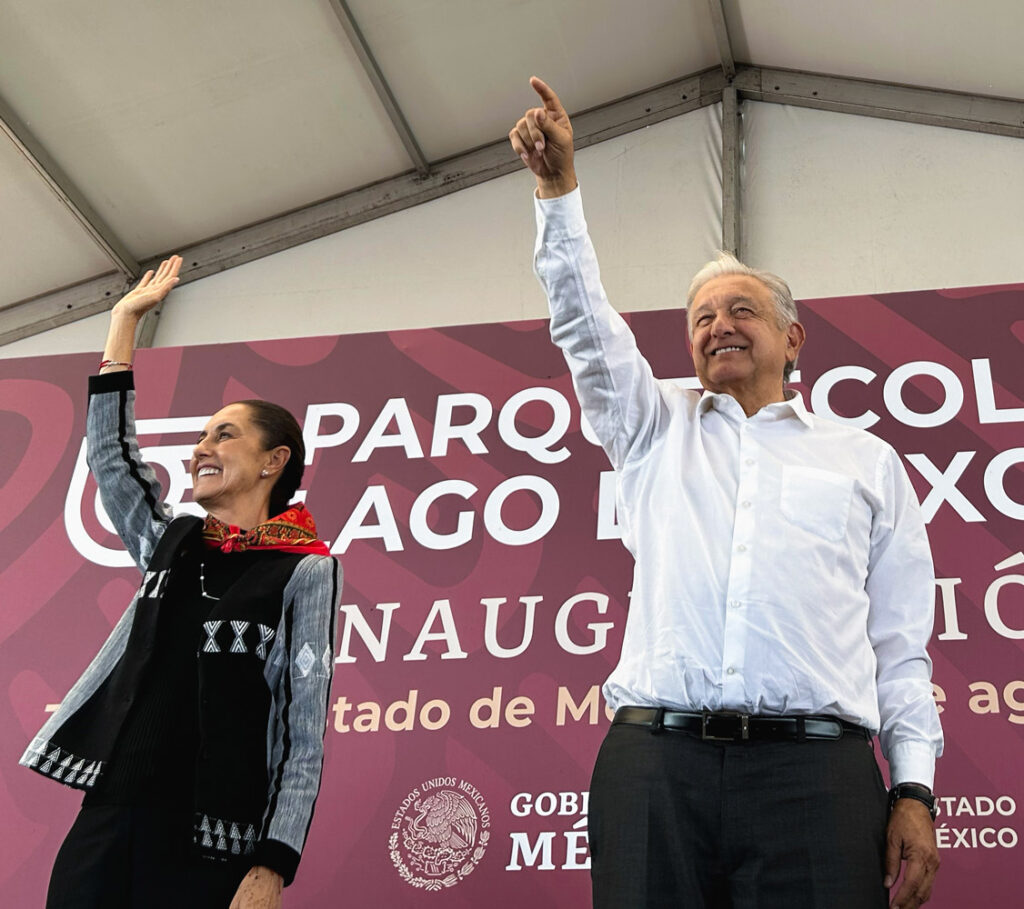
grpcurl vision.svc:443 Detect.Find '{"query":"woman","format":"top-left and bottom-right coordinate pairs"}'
top-left (21, 257), bottom-right (342, 909)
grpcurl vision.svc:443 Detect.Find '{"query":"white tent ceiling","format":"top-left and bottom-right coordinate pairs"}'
top-left (1, 0), bottom-right (1022, 346)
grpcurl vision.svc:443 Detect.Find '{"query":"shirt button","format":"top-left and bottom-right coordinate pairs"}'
top-left (737, 544), bottom-right (747, 552)
top-left (742, 501), bottom-right (751, 509)
top-left (727, 667), bottom-right (736, 675)
top-left (745, 458), bottom-right (754, 466)
top-left (730, 600), bottom-right (741, 608)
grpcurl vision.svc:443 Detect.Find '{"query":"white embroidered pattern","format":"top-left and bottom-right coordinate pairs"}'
top-left (295, 643), bottom-right (316, 677)
top-left (25, 739), bottom-right (102, 788)
top-left (196, 813), bottom-right (257, 855)
top-left (230, 620), bottom-right (250, 654)
top-left (203, 620), bottom-right (223, 653)
top-left (140, 569), bottom-right (170, 599)
top-left (256, 624), bottom-right (276, 660)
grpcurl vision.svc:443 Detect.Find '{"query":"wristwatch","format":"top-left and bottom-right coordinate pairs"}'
top-left (888, 783), bottom-right (937, 820)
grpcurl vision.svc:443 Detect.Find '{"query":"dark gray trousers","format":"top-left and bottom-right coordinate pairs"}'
top-left (588, 722), bottom-right (889, 909)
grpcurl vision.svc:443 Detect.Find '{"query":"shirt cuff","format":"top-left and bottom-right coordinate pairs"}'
top-left (89, 370), bottom-right (135, 396)
top-left (887, 740), bottom-right (937, 790)
top-left (533, 184), bottom-right (587, 239)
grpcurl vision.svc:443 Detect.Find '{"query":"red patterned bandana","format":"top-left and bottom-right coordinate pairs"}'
top-left (202, 503), bottom-right (330, 556)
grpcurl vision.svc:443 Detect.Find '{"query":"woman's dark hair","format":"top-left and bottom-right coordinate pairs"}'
top-left (236, 400), bottom-right (305, 516)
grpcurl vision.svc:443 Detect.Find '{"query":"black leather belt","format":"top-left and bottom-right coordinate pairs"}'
top-left (612, 707), bottom-right (869, 742)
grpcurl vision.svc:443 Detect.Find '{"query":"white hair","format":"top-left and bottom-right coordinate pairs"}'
top-left (686, 251), bottom-right (800, 381)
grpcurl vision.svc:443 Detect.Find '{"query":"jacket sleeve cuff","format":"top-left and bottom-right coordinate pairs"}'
top-left (251, 838), bottom-right (301, 887)
top-left (89, 370), bottom-right (135, 395)
top-left (887, 740), bottom-right (937, 790)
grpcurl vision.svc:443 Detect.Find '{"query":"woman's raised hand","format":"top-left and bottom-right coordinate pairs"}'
top-left (99, 255), bottom-right (183, 371)
top-left (112, 255), bottom-right (183, 319)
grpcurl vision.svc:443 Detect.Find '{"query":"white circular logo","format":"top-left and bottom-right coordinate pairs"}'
top-left (388, 776), bottom-right (491, 891)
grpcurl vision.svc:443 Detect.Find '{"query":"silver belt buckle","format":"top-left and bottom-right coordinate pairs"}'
top-left (701, 710), bottom-right (750, 741)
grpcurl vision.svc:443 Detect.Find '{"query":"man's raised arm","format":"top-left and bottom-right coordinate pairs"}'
top-left (510, 78), bottom-right (669, 472)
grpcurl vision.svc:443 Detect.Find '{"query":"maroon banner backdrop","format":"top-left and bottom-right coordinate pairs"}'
top-left (1, 284), bottom-right (1022, 906)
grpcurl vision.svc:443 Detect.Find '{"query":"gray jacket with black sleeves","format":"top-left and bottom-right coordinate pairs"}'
top-left (20, 370), bottom-right (342, 886)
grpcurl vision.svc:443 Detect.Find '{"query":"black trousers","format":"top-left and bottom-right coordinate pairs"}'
top-left (589, 723), bottom-right (889, 909)
top-left (46, 802), bottom-right (250, 909)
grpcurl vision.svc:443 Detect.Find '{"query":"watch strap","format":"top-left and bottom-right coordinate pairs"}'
top-left (888, 783), bottom-right (937, 819)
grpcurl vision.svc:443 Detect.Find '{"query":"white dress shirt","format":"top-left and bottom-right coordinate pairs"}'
top-left (534, 187), bottom-right (942, 787)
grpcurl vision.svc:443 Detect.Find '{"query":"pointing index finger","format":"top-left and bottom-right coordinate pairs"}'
top-left (530, 76), bottom-right (565, 114)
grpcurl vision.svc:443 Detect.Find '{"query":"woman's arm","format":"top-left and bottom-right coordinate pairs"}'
top-left (99, 256), bottom-right (182, 373)
top-left (87, 257), bottom-right (184, 570)
top-left (255, 555), bottom-right (343, 886)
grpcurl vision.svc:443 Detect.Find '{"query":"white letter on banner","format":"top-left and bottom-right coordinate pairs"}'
top-left (483, 476), bottom-right (559, 546)
top-left (332, 486), bottom-right (403, 553)
top-left (984, 449), bottom-right (1024, 519)
top-left (303, 403), bottom-right (360, 465)
top-left (65, 440), bottom-right (133, 567)
top-left (984, 553), bottom-right (1024, 640)
top-left (430, 393), bottom-right (493, 457)
top-left (809, 366), bottom-right (879, 428)
top-left (905, 452), bottom-right (984, 523)
top-left (404, 599), bottom-right (468, 661)
top-left (352, 399), bottom-right (424, 462)
top-left (883, 362), bottom-right (963, 428)
top-left (409, 480), bottom-right (477, 550)
top-left (562, 830), bottom-right (591, 870)
top-left (510, 794), bottom-right (532, 817)
top-left (498, 388), bottom-right (570, 463)
top-left (506, 832), bottom-right (556, 870)
top-left (596, 471), bottom-right (623, 540)
top-left (481, 596), bottom-right (541, 658)
top-left (335, 602), bottom-right (400, 663)
top-left (934, 578), bottom-right (968, 641)
top-left (555, 593), bottom-right (614, 655)
top-left (972, 359), bottom-right (1024, 424)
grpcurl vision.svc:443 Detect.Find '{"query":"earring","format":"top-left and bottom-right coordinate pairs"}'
top-left (260, 470), bottom-right (268, 477)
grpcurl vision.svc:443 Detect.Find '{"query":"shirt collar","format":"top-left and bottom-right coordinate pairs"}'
top-left (698, 387), bottom-right (814, 428)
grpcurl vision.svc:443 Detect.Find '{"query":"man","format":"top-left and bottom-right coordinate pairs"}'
top-left (509, 78), bottom-right (942, 909)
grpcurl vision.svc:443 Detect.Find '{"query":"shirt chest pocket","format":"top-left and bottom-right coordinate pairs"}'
top-left (779, 466), bottom-right (854, 542)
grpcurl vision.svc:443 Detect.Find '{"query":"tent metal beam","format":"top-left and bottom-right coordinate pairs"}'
top-left (707, 0), bottom-right (736, 80)
top-left (327, 0), bottom-right (430, 177)
top-left (721, 85), bottom-right (741, 256)
top-left (734, 66), bottom-right (1024, 138)
top-left (0, 92), bottom-right (140, 279)
top-left (5, 64), bottom-right (1024, 346)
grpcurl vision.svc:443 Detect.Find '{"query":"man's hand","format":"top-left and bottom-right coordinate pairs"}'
top-left (508, 77), bottom-right (578, 198)
top-left (229, 865), bottom-right (283, 909)
top-left (884, 799), bottom-right (939, 909)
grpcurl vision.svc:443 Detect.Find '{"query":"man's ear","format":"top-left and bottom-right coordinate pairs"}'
top-left (786, 321), bottom-right (806, 362)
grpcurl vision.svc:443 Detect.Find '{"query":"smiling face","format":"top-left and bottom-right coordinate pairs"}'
top-left (190, 403), bottom-right (288, 526)
top-left (687, 274), bottom-right (805, 415)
